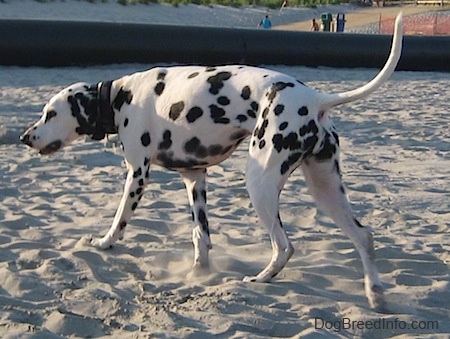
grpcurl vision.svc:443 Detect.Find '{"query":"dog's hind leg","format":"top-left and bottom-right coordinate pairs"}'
top-left (243, 151), bottom-right (294, 283)
top-left (180, 169), bottom-right (212, 276)
top-left (301, 157), bottom-right (384, 310)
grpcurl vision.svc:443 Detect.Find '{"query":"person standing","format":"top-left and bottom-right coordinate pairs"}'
top-left (310, 18), bottom-right (320, 31)
top-left (258, 15), bottom-right (272, 29)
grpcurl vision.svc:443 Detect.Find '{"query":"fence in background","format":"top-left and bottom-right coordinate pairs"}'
top-left (380, 12), bottom-right (450, 35)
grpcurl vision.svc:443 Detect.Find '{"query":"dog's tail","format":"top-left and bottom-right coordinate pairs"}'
top-left (320, 12), bottom-right (403, 110)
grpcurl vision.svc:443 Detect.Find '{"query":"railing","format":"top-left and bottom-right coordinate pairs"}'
top-left (383, 0), bottom-right (450, 5)
top-left (380, 12), bottom-right (450, 34)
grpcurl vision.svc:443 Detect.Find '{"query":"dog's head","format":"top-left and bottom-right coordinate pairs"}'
top-left (20, 82), bottom-right (102, 155)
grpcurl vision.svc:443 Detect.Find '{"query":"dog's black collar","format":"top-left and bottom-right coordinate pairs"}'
top-left (92, 81), bottom-right (118, 140)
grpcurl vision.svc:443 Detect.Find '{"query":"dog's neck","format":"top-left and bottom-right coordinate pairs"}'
top-left (91, 81), bottom-right (118, 140)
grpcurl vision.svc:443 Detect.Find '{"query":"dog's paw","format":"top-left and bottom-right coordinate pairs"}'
top-left (88, 235), bottom-right (113, 250)
top-left (367, 284), bottom-right (386, 312)
top-left (243, 275), bottom-right (266, 283)
top-left (187, 263), bottom-right (210, 280)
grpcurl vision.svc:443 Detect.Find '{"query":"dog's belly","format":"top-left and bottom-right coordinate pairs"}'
top-left (151, 125), bottom-right (251, 171)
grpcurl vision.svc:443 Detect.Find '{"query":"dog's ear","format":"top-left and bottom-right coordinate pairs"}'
top-left (76, 85), bottom-right (100, 124)
top-left (68, 85), bottom-right (100, 136)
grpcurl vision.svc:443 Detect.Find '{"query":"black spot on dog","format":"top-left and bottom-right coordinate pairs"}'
top-left (113, 88), bottom-right (133, 111)
top-left (144, 157), bottom-right (150, 166)
top-left (299, 120), bottom-right (319, 137)
top-left (192, 189), bottom-right (198, 202)
top-left (262, 107), bottom-right (269, 119)
top-left (186, 106), bottom-right (203, 123)
top-left (241, 86), bottom-right (251, 100)
top-left (201, 189), bottom-right (207, 202)
top-left (157, 72), bottom-right (166, 80)
top-left (259, 140), bottom-right (266, 149)
top-left (184, 137), bottom-right (201, 153)
top-left (237, 114), bottom-right (248, 123)
top-left (247, 109), bottom-right (256, 119)
top-left (257, 120), bottom-right (269, 140)
top-left (210, 105), bottom-right (230, 124)
top-left (132, 202), bottom-right (138, 211)
top-left (208, 144), bottom-right (223, 156)
top-left (188, 72), bottom-right (199, 79)
top-left (279, 122), bottom-right (288, 131)
top-left (141, 132), bottom-right (151, 147)
top-left (217, 96), bottom-right (230, 106)
top-left (136, 187), bottom-right (143, 195)
top-left (354, 218), bottom-right (364, 228)
top-left (303, 135), bottom-right (319, 157)
top-left (156, 152), bottom-right (208, 170)
top-left (207, 71), bottom-right (232, 95)
top-left (251, 101), bottom-right (259, 112)
top-left (332, 131), bottom-right (340, 146)
top-left (205, 66), bottom-right (217, 72)
top-left (267, 82), bottom-right (295, 101)
top-left (119, 221), bottom-right (127, 230)
top-left (315, 134), bottom-right (336, 161)
top-left (298, 106), bottom-right (309, 116)
top-left (169, 101), bottom-right (184, 121)
top-left (280, 152), bottom-right (302, 175)
top-left (158, 130), bottom-right (172, 150)
top-left (124, 118), bottom-right (129, 127)
top-left (272, 132), bottom-right (302, 153)
top-left (154, 82), bottom-right (165, 96)
top-left (198, 208), bottom-right (209, 234)
top-left (138, 178), bottom-right (144, 186)
top-left (274, 104), bottom-right (285, 116)
top-left (44, 110), bottom-right (57, 123)
top-left (133, 167), bottom-right (142, 178)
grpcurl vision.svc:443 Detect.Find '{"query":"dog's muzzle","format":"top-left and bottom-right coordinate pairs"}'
top-left (21, 133), bottom-right (63, 155)
top-left (39, 140), bottom-right (62, 155)
top-left (20, 133), bottom-right (33, 147)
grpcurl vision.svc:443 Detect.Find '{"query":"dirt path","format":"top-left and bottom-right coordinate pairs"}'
top-left (274, 5), bottom-right (449, 31)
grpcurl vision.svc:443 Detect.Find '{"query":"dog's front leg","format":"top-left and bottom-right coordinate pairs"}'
top-left (90, 163), bottom-right (148, 249)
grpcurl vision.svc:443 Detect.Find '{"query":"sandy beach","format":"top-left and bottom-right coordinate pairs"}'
top-left (1, 1), bottom-right (450, 338)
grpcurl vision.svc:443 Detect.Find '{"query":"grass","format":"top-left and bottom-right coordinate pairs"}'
top-left (25, 0), bottom-right (350, 9)
top-left (114, 0), bottom-right (349, 9)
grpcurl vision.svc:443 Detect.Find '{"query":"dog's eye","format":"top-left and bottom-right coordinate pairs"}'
top-left (45, 110), bottom-right (57, 123)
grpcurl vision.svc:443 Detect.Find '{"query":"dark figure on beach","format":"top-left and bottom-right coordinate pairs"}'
top-left (311, 18), bottom-right (320, 31)
top-left (258, 15), bottom-right (272, 29)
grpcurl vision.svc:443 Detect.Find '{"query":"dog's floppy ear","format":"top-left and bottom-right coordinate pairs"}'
top-left (78, 85), bottom-right (100, 124)
top-left (68, 85), bottom-right (101, 137)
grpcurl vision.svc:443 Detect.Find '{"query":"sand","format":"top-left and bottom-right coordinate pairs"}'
top-left (1, 1), bottom-right (450, 338)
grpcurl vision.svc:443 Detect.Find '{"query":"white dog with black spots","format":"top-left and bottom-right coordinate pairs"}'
top-left (21, 14), bottom-right (403, 311)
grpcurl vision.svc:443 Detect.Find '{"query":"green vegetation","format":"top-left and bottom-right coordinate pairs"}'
top-left (116, 0), bottom-right (349, 9)
top-left (27, 0), bottom-right (349, 9)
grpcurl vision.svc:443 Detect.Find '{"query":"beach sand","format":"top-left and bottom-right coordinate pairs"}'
top-left (1, 1), bottom-right (449, 338)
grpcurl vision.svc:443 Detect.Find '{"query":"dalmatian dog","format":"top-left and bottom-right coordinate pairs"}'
top-left (21, 14), bottom-right (402, 310)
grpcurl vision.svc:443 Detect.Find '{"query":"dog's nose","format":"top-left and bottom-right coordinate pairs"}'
top-left (20, 134), bottom-right (33, 147)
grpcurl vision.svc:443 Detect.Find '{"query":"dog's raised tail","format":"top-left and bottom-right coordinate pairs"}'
top-left (321, 12), bottom-right (403, 110)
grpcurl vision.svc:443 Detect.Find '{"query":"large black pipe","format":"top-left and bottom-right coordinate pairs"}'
top-left (1, 19), bottom-right (449, 71)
